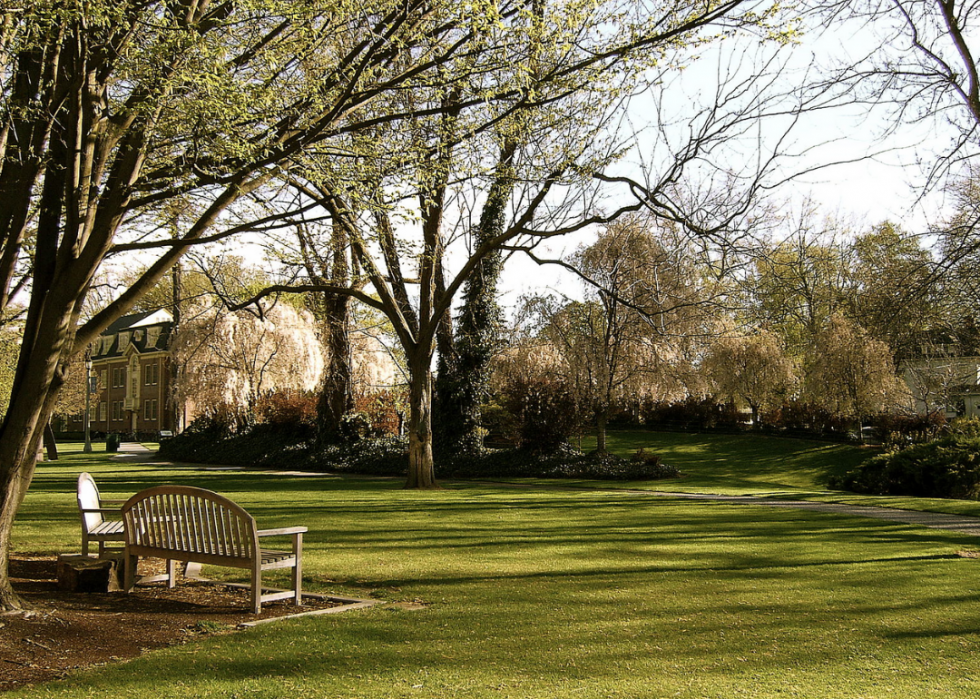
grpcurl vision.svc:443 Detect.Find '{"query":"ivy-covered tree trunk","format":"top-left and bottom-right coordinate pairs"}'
top-left (299, 214), bottom-right (357, 445)
top-left (316, 291), bottom-right (353, 443)
top-left (435, 141), bottom-right (518, 453)
top-left (433, 254), bottom-right (459, 449)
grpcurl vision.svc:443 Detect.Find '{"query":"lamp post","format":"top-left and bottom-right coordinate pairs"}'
top-left (83, 355), bottom-right (94, 453)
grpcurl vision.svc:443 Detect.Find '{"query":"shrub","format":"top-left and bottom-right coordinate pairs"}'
top-left (255, 390), bottom-right (317, 430)
top-left (501, 375), bottom-right (583, 450)
top-left (182, 406), bottom-right (239, 438)
top-left (830, 433), bottom-right (980, 500)
top-left (310, 436), bottom-right (409, 476)
top-left (868, 410), bottom-right (946, 448)
top-left (949, 417), bottom-right (980, 439)
top-left (481, 400), bottom-right (520, 447)
top-left (353, 389), bottom-right (407, 437)
top-left (159, 423), bottom-right (309, 467)
top-left (760, 400), bottom-right (850, 435)
top-left (338, 411), bottom-right (373, 441)
top-left (640, 397), bottom-right (742, 430)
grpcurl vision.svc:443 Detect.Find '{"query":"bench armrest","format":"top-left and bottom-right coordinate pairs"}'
top-left (80, 507), bottom-right (123, 514)
top-left (257, 526), bottom-right (308, 537)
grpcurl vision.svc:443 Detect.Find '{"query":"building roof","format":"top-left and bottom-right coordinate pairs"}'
top-left (92, 310), bottom-right (173, 360)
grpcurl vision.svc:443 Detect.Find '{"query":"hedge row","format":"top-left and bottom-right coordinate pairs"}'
top-left (159, 428), bottom-right (681, 482)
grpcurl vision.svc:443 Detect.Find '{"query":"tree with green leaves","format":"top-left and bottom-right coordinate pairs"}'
top-left (242, 1), bottom-right (797, 488)
top-left (805, 315), bottom-right (903, 421)
top-left (705, 329), bottom-right (797, 426)
top-left (527, 217), bottom-right (713, 452)
top-left (848, 221), bottom-right (935, 361)
top-left (743, 204), bottom-right (855, 358)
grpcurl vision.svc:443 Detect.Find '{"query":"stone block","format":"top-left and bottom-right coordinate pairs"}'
top-left (57, 553), bottom-right (124, 592)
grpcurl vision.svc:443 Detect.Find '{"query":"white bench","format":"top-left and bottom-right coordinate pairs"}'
top-left (121, 485), bottom-right (307, 613)
top-left (77, 472), bottom-right (126, 556)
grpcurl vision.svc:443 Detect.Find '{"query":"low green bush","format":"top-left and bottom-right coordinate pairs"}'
top-left (447, 443), bottom-right (681, 481)
top-left (830, 433), bottom-right (980, 500)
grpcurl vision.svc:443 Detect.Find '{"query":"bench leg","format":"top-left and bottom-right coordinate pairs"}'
top-left (293, 535), bottom-right (303, 606)
top-left (251, 562), bottom-right (262, 614)
top-left (166, 559), bottom-right (176, 588)
top-left (124, 553), bottom-right (137, 592)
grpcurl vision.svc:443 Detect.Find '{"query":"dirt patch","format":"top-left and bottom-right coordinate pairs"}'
top-left (2, 555), bottom-right (350, 693)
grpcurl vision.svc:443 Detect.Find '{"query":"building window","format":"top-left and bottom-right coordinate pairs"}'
top-left (88, 403), bottom-right (96, 422)
top-left (118, 332), bottom-right (130, 351)
top-left (100, 370), bottom-right (107, 388)
top-left (111, 401), bottom-right (123, 421)
top-left (144, 399), bottom-right (158, 421)
top-left (111, 367), bottom-right (127, 388)
top-left (99, 402), bottom-right (107, 422)
top-left (144, 362), bottom-right (159, 386)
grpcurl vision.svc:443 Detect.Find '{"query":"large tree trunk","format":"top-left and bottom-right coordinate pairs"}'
top-left (169, 260), bottom-right (182, 432)
top-left (0, 356), bottom-right (66, 610)
top-left (405, 353), bottom-right (437, 489)
top-left (595, 409), bottom-right (608, 454)
top-left (0, 447), bottom-right (38, 611)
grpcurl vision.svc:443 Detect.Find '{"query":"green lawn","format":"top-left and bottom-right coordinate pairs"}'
top-left (9, 444), bottom-right (980, 698)
top-left (551, 429), bottom-right (980, 518)
top-left (581, 429), bottom-right (869, 493)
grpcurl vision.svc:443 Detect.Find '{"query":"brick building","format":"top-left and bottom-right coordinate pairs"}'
top-left (67, 310), bottom-right (174, 436)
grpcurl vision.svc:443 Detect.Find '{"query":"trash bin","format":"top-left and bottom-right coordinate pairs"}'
top-left (106, 433), bottom-right (120, 452)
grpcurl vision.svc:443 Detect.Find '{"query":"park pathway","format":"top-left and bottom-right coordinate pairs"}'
top-left (627, 489), bottom-right (980, 538)
top-left (123, 442), bottom-right (980, 539)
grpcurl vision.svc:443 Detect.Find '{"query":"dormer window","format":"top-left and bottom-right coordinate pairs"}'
top-left (133, 329), bottom-right (144, 342)
top-left (118, 332), bottom-right (130, 351)
top-left (147, 326), bottom-right (160, 347)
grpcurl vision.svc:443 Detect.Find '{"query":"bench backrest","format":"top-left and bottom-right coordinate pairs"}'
top-left (77, 472), bottom-right (105, 532)
top-left (122, 485), bottom-right (258, 566)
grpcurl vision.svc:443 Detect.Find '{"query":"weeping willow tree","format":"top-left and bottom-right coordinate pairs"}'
top-left (172, 301), bottom-right (324, 429)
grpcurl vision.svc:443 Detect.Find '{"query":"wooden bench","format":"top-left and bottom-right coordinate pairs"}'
top-left (77, 472), bottom-right (126, 556)
top-left (121, 485), bottom-right (307, 613)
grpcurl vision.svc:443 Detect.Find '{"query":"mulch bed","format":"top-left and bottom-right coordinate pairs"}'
top-left (2, 555), bottom-right (348, 693)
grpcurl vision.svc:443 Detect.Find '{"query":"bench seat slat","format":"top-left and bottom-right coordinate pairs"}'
top-left (91, 521), bottom-right (125, 536)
